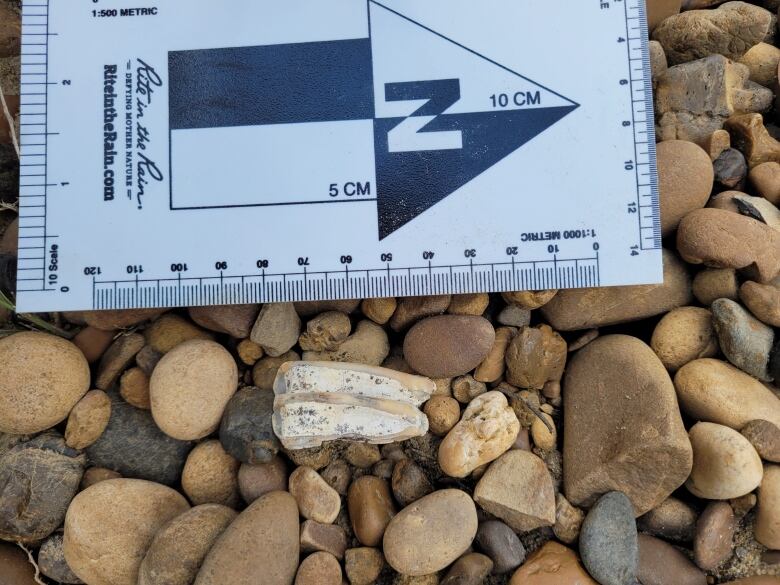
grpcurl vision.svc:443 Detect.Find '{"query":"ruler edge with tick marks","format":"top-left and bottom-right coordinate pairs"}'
top-left (15, 0), bottom-right (661, 312)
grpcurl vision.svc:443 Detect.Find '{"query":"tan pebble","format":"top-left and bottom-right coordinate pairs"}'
top-left (677, 208), bottom-right (780, 283)
top-left (0, 332), bottom-right (90, 434)
top-left (145, 314), bottom-right (212, 354)
top-left (653, 4), bottom-right (773, 65)
top-left (194, 491), bottom-right (300, 585)
top-left (80, 467), bottom-right (122, 489)
top-left (82, 309), bottom-right (166, 331)
top-left (508, 541), bottom-right (597, 585)
top-left (321, 460), bottom-right (352, 496)
top-left (756, 464), bottom-right (780, 549)
top-left (686, 422), bottom-right (763, 499)
top-left (501, 290), bottom-right (557, 309)
top-left (473, 450), bottom-right (555, 532)
top-left (674, 359), bottom-right (780, 429)
top-left (694, 501), bottom-right (736, 570)
top-left (505, 325), bottom-right (567, 389)
top-left (72, 326), bottom-right (115, 363)
top-left (299, 311), bottom-right (351, 351)
top-left (739, 42), bottom-right (780, 87)
top-left (564, 335), bottom-right (693, 515)
top-left (345, 547), bottom-right (385, 585)
top-left (749, 162), bottom-right (780, 205)
top-left (474, 326), bottom-right (516, 383)
top-left (447, 293), bottom-right (489, 316)
top-left (431, 377), bottom-right (452, 396)
top-left (289, 466), bottom-right (341, 524)
top-left (704, 129), bottom-right (732, 161)
top-left (119, 367), bottom-right (150, 409)
top-left (383, 353), bottom-right (415, 374)
top-left (295, 551), bottom-right (342, 585)
top-left (250, 302), bottom-right (301, 357)
top-left (135, 344), bottom-right (162, 376)
top-left (63, 478), bottom-right (190, 585)
top-left (300, 520), bottom-right (347, 559)
top-left (252, 350), bottom-right (300, 390)
top-left (423, 396), bottom-right (461, 436)
top-left (181, 440), bottom-right (240, 508)
top-left (451, 374), bottom-right (487, 403)
top-left (725, 113), bottom-right (780, 169)
top-left (649, 40), bottom-right (668, 82)
top-left (138, 504), bottom-right (237, 585)
top-left (347, 475), bottom-right (396, 546)
top-left (542, 381), bottom-right (561, 401)
top-left (362, 297), bottom-right (397, 325)
top-left (637, 496), bottom-right (697, 542)
top-left (729, 493), bottom-right (757, 518)
top-left (657, 140), bottom-right (714, 236)
top-left (404, 315), bottom-right (495, 378)
top-left (345, 443), bottom-right (382, 469)
top-left (554, 493), bottom-right (585, 545)
top-left (692, 267), bottom-right (739, 305)
top-left (651, 306), bottom-right (718, 371)
top-left (236, 339), bottom-right (264, 365)
top-left (383, 489), bottom-right (477, 577)
top-left (439, 391), bottom-right (519, 478)
top-left (742, 420), bottom-right (780, 462)
top-left (394, 574), bottom-right (439, 585)
top-left (541, 250), bottom-right (692, 330)
top-left (303, 320), bottom-right (389, 366)
top-left (150, 340), bottom-right (238, 440)
top-left (389, 295), bottom-right (451, 331)
top-left (740, 281), bottom-right (780, 327)
top-left (65, 389), bottom-right (111, 450)
top-left (95, 332), bottom-right (145, 390)
top-left (513, 428), bottom-right (532, 451)
top-left (295, 299), bottom-right (361, 317)
top-left (531, 413), bottom-right (556, 451)
top-left (238, 456), bottom-right (288, 504)
top-left (188, 304), bottom-right (260, 338)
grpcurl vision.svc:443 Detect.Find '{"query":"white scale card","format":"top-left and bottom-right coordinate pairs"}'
top-left (15, 0), bottom-right (661, 312)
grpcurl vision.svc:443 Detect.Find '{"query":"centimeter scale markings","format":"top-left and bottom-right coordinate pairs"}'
top-left (16, 0), bottom-right (661, 312)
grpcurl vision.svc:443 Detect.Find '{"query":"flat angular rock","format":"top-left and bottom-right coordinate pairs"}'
top-left (273, 362), bottom-right (434, 450)
top-left (564, 336), bottom-right (693, 516)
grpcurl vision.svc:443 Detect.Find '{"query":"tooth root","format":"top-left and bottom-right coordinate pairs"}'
top-left (272, 361), bottom-right (434, 450)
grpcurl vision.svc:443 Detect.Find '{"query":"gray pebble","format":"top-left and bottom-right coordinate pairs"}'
top-left (474, 520), bottom-right (525, 574)
top-left (579, 491), bottom-right (639, 585)
top-left (38, 533), bottom-right (84, 584)
top-left (497, 305), bottom-right (531, 328)
top-left (86, 394), bottom-right (191, 485)
top-left (219, 387), bottom-right (280, 464)
top-left (711, 298), bottom-right (774, 382)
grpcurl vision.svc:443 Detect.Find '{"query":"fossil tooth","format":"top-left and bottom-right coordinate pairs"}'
top-left (272, 361), bottom-right (434, 450)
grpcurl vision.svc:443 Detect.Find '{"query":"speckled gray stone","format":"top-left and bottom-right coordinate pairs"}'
top-left (579, 492), bottom-right (639, 585)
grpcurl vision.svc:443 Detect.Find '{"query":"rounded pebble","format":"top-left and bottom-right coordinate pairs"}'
top-left (694, 501), bottom-right (736, 570)
top-left (423, 395), bottom-right (460, 436)
top-left (181, 440), bottom-right (240, 507)
top-left (348, 475), bottom-right (396, 546)
top-left (637, 533), bottom-right (706, 585)
top-left (657, 140), bottom-right (713, 236)
top-left (238, 456), bottom-right (288, 504)
top-left (579, 491), bottom-right (638, 585)
top-left (650, 306), bottom-right (718, 371)
top-left (475, 520), bottom-right (525, 574)
top-left (294, 551), bottom-right (342, 585)
top-left (509, 541), bottom-right (597, 585)
top-left (289, 466), bottom-right (341, 524)
top-left (756, 464), bottom-right (780, 549)
top-left (64, 389), bottom-right (111, 450)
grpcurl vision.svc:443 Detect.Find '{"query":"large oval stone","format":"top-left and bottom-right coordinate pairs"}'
top-left (563, 335), bottom-right (693, 516)
top-left (383, 489), bottom-right (477, 576)
top-left (403, 315), bottom-right (495, 378)
top-left (194, 491), bottom-right (300, 585)
top-left (63, 478), bottom-right (190, 585)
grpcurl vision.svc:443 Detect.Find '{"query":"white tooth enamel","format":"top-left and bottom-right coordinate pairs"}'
top-left (272, 361), bottom-right (434, 450)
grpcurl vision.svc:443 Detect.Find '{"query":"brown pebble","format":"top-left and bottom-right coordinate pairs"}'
top-left (650, 306), bottom-right (718, 371)
top-left (188, 304), bottom-right (260, 338)
top-left (505, 324), bottom-right (567, 389)
top-left (692, 268), bottom-right (739, 305)
top-left (677, 208), bottom-right (780, 283)
top-left (694, 501), bottom-right (736, 570)
top-left (423, 396), bottom-right (461, 436)
top-left (345, 547), bottom-right (384, 585)
top-left (474, 326), bottom-right (516, 383)
top-left (95, 333), bottom-right (145, 391)
top-left (321, 460), bottom-right (352, 496)
top-left (238, 456), bottom-right (288, 504)
top-left (508, 541), bottom-right (597, 585)
top-left (741, 420), bottom-right (780, 462)
top-left (404, 315), bottom-right (495, 378)
top-left (448, 294), bottom-right (489, 316)
top-left (145, 314), bottom-right (213, 354)
top-left (390, 295), bottom-right (451, 331)
top-left (295, 551), bottom-right (342, 585)
top-left (80, 467), bottom-right (121, 489)
top-left (252, 351), bottom-right (300, 390)
top-left (729, 493), bottom-right (757, 518)
top-left (441, 552), bottom-right (493, 585)
top-left (300, 520), bottom-right (347, 559)
top-left (345, 443), bottom-right (382, 469)
top-left (65, 389), bottom-right (111, 450)
top-left (181, 440), bottom-right (240, 508)
top-left (135, 345), bottom-right (163, 376)
top-left (236, 339), bottom-right (264, 365)
top-left (82, 309), bottom-right (166, 331)
top-left (119, 367), bottom-right (150, 409)
top-left (347, 475), bottom-right (396, 546)
top-left (501, 290), bottom-right (558, 309)
top-left (657, 140), bottom-right (714, 236)
top-left (740, 281), bottom-right (780, 327)
top-left (391, 459), bottom-right (434, 507)
top-left (750, 161), bottom-right (780, 205)
top-left (362, 297), bottom-right (398, 325)
top-left (451, 375), bottom-right (487, 404)
top-left (637, 497), bottom-right (697, 542)
top-left (299, 311), bottom-right (352, 352)
top-left (0, 541), bottom-right (41, 585)
top-left (638, 533), bottom-right (706, 585)
top-left (725, 112), bottom-right (780, 169)
top-left (289, 466), bottom-right (341, 524)
top-left (73, 326), bottom-right (115, 363)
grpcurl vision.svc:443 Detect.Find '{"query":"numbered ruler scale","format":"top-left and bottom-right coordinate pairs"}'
top-left (16, 0), bottom-right (661, 312)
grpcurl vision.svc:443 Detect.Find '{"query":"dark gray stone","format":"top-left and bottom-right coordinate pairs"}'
top-left (391, 459), bottom-right (433, 507)
top-left (38, 534), bottom-right (84, 584)
top-left (713, 148), bottom-right (747, 190)
top-left (712, 298), bottom-right (774, 382)
top-left (219, 387), bottom-right (280, 464)
top-left (474, 520), bottom-right (525, 574)
top-left (0, 433), bottom-right (85, 543)
top-left (579, 491), bottom-right (639, 585)
top-left (86, 394), bottom-right (191, 485)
